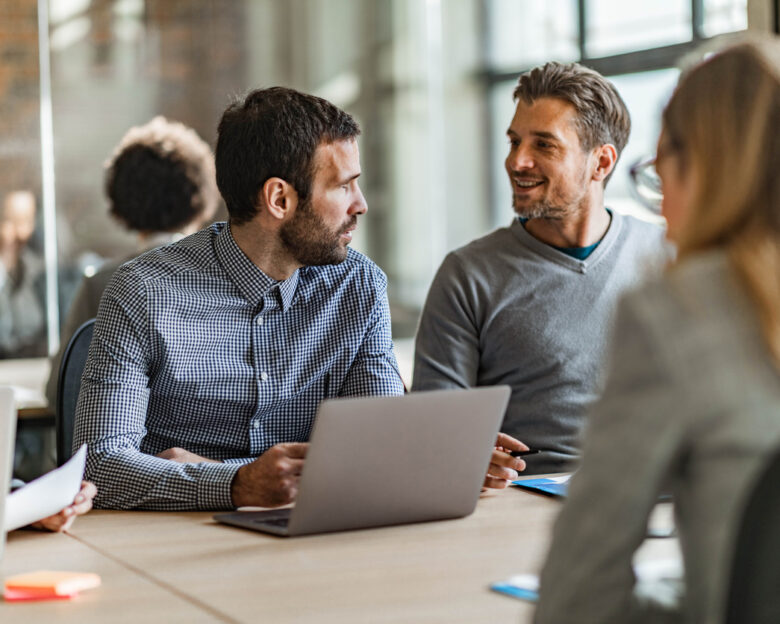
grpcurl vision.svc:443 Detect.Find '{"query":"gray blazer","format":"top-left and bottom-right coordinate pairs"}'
top-left (535, 251), bottom-right (780, 624)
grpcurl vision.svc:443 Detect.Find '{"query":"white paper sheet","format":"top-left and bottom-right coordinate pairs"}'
top-left (544, 475), bottom-right (571, 484)
top-left (4, 444), bottom-right (87, 531)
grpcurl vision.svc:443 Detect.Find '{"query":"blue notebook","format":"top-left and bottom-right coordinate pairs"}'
top-left (511, 476), bottom-right (570, 498)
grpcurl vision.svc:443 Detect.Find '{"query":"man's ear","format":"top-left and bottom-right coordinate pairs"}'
top-left (259, 177), bottom-right (298, 220)
top-left (592, 144), bottom-right (618, 183)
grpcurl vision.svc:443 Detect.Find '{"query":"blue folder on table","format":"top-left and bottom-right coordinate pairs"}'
top-left (511, 477), bottom-right (570, 498)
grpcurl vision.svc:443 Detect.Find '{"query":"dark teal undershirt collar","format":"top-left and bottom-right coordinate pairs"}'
top-left (519, 209), bottom-right (611, 261)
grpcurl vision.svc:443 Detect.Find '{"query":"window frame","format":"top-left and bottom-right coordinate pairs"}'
top-left (479, 0), bottom-right (760, 224)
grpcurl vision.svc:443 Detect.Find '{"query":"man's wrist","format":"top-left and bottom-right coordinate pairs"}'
top-left (230, 465), bottom-right (250, 508)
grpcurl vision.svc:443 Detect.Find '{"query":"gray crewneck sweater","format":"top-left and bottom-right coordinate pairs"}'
top-left (412, 212), bottom-right (667, 473)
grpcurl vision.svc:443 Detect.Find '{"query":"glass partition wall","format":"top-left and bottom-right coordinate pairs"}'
top-left (0, 1), bottom-right (53, 359)
top-left (0, 0), bottom-right (762, 363)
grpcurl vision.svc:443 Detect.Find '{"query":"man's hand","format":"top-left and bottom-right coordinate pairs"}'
top-left (484, 433), bottom-right (529, 489)
top-left (156, 447), bottom-right (220, 463)
top-left (31, 481), bottom-right (97, 532)
top-left (231, 443), bottom-right (308, 508)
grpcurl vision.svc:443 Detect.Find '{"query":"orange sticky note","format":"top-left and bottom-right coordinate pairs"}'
top-left (4, 571), bottom-right (101, 596)
top-left (3, 586), bottom-right (76, 602)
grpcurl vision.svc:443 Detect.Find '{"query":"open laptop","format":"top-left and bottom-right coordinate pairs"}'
top-left (214, 386), bottom-right (510, 537)
top-left (0, 386), bottom-right (18, 561)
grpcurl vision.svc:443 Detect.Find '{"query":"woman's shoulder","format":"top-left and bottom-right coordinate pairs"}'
top-left (618, 250), bottom-right (763, 376)
top-left (621, 251), bottom-right (738, 325)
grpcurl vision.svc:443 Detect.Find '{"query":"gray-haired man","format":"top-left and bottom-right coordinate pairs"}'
top-left (413, 62), bottom-right (666, 475)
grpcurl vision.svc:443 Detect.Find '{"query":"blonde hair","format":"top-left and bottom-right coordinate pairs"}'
top-left (663, 36), bottom-right (780, 365)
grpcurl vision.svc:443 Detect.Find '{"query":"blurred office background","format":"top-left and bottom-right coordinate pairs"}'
top-left (0, 0), bottom-right (769, 360)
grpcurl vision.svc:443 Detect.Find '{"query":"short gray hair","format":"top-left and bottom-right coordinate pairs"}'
top-left (514, 62), bottom-right (630, 183)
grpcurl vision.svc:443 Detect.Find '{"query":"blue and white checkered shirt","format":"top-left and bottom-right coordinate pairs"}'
top-left (74, 222), bottom-right (404, 511)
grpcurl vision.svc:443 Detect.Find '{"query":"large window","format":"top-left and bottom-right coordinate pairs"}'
top-left (484, 0), bottom-right (750, 226)
top-left (0, 0), bottom-right (760, 365)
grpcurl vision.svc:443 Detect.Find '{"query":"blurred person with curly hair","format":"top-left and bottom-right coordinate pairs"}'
top-left (46, 117), bottom-right (219, 404)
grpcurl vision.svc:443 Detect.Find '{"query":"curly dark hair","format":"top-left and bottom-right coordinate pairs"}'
top-left (216, 87), bottom-right (360, 225)
top-left (104, 116), bottom-right (219, 232)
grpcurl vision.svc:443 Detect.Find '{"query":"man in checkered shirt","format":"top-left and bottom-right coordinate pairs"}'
top-left (74, 87), bottom-right (525, 511)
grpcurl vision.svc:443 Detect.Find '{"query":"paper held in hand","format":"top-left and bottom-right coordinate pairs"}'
top-left (4, 444), bottom-right (87, 531)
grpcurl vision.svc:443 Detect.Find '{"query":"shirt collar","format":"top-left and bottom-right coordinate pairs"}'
top-left (510, 209), bottom-right (621, 269)
top-left (213, 222), bottom-right (300, 312)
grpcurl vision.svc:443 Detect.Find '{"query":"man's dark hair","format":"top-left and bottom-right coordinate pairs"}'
top-left (215, 87), bottom-right (361, 225)
top-left (105, 116), bottom-right (218, 232)
top-left (514, 62), bottom-right (630, 184)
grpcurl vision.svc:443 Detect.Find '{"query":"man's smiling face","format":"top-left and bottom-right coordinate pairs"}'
top-left (505, 97), bottom-right (596, 221)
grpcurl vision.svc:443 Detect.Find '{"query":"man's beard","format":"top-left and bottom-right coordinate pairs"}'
top-left (510, 168), bottom-right (589, 221)
top-left (512, 196), bottom-right (569, 220)
top-left (279, 198), bottom-right (355, 266)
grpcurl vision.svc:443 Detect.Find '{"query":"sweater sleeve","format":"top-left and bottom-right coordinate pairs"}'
top-left (412, 252), bottom-right (482, 391)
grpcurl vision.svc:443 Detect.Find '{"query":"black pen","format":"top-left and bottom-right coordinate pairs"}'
top-left (509, 449), bottom-right (541, 458)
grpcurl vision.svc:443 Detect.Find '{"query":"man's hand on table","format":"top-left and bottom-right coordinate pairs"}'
top-left (230, 443), bottom-right (309, 508)
top-left (31, 481), bottom-right (97, 532)
top-left (484, 433), bottom-right (528, 489)
top-left (156, 447), bottom-right (221, 463)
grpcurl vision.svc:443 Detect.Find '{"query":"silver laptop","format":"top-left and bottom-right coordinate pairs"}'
top-left (214, 386), bottom-right (510, 537)
top-left (0, 386), bottom-right (18, 561)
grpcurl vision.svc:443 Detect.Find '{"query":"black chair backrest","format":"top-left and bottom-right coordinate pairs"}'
top-left (725, 449), bottom-right (780, 624)
top-left (56, 318), bottom-right (95, 466)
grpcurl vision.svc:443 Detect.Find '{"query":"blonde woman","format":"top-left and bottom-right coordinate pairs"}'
top-left (535, 37), bottom-right (780, 624)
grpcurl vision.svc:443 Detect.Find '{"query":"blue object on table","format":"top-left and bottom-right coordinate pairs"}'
top-left (490, 582), bottom-right (539, 603)
top-left (511, 478), bottom-right (569, 498)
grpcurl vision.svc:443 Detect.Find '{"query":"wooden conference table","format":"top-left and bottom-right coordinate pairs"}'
top-left (0, 480), bottom-right (678, 623)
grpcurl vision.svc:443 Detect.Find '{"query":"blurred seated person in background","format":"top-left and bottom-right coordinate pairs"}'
top-left (0, 190), bottom-right (46, 358)
top-left (413, 62), bottom-right (666, 475)
top-left (73, 88), bottom-right (410, 511)
top-left (535, 37), bottom-right (780, 624)
top-left (9, 479), bottom-right (96, 533)
top-left (46, 116), bottom-right (219, 404)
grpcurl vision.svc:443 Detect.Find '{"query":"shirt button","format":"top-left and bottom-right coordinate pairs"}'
top-left (252, 421), bottom-right (260, 429)
top-left (256, 316), bottom-right (264, 326)
top-left (260, 371), bottom-right (269, 381)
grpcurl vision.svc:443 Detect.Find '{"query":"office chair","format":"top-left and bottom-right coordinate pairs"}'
top-left (724, 449), bottom-right (780, 624)
top-left (56, 318), bottom-right (95, 467)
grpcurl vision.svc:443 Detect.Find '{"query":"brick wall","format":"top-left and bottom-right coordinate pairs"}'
top-left (0, 0), bottom-right (250, 336)
top-left (51, 0), bottom-right (246, 263)
top-left (0, 0), bottom-right (42, 199)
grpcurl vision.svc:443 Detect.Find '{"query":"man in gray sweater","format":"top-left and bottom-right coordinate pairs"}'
top-left (412, 62), bottom-right (666, 475)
